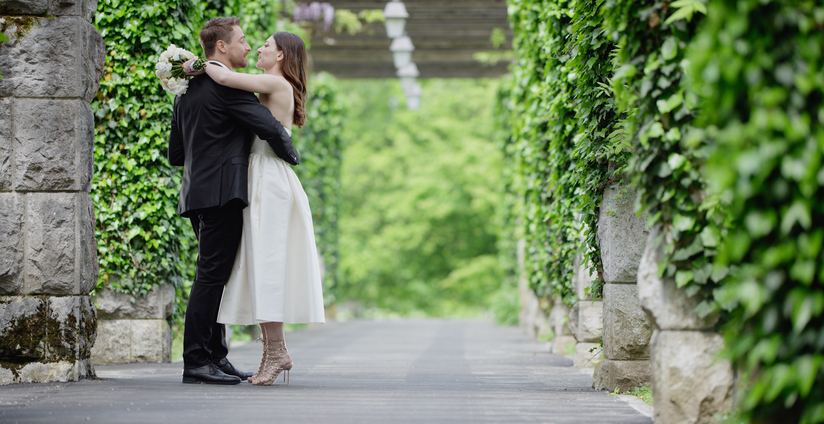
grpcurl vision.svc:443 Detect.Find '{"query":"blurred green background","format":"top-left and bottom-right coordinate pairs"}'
top-left (334, 78), bottom-right (516, 321)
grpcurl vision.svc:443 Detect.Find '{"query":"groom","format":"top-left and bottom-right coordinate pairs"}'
top-left (168, 17), bottom-right (299, 385)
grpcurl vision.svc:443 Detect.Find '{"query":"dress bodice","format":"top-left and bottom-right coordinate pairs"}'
top-left (251, 127), bottom-right (292, 158)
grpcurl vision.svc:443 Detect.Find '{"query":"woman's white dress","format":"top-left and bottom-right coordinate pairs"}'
top-left (217, 131), bottom-right (326, 324)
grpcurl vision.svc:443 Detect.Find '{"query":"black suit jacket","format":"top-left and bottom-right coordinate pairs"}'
top-left (168, 73), bottom-right (299, 217)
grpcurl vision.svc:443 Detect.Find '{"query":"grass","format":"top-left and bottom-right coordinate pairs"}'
top-left (611, 385), bottom-right (654, 406)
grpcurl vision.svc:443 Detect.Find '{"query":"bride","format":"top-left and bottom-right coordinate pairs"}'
top-left (192, 31), bottom-right (325, 386)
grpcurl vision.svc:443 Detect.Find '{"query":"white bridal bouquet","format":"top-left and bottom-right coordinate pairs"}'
top-left (155, 44), bottom-right (206, 95)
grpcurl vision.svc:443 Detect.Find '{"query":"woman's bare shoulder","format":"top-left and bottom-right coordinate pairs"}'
top-left (271, 75), bottom-right (294, 93)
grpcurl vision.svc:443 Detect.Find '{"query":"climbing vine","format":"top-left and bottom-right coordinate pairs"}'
top-left (688, 1), bottom-right (824, 422)
top-left (602, 0), bottom-right (724, 312)
top-left (93, 0), bottom-right (204, 301)
top-left (504, 0), bottom-right (824, 420)
top-left (501, 0), bottom-right (576, 302)
top-left (500, 0), bottom-right (624, 303)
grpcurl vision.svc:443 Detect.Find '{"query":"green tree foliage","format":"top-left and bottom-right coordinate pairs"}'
top-left (337, 79), bottom-right (513, 320)
top-left (689, 1), bottom-right (824, 422)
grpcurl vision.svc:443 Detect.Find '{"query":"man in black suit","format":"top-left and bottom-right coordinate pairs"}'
top-left (168, 16), bottom-right (298, 385)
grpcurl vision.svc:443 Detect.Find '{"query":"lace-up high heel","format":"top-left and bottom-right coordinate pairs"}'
top-left (248, 336), bottom-right (267, 383)
top-left (249, 338), bottom-right (292, 386)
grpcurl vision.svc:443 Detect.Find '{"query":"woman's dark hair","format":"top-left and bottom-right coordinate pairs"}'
top-left (272, 32), bottom-right (308, 128)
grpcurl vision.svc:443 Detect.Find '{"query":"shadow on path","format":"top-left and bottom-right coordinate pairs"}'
top-left (0, 319), bottom-right (651, 423)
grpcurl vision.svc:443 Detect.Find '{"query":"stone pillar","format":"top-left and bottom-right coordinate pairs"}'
top-left (517, 238), bottom-right (575, 353)
top-left (568, 253), bottom-right (603, 368)
top-left (0, 0), bottom-right (105, 384)
top-left (638, 227), bottom-right (733, 423)
top-left (517, 239), bottom-right (551, 340)
top-left (91, 284), bottom-right (174, 364)
top-left (548, 295), bottom-right (575, 355)
top-left (592, 185), bottom-right (653, 391)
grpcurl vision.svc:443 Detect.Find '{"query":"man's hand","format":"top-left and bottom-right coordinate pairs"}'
top-left (182, 58), bottom-right (205, 76)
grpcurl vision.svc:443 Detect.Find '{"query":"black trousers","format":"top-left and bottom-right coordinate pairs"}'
top-left (182, 200), bottom-right (244, 369)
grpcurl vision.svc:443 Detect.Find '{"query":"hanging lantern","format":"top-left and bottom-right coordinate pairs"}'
top-left (383, 0), bottom-right (409, 39)
top-left (389, 35), bottom-right (414, 69)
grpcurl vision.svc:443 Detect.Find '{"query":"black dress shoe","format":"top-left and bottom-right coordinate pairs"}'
top-left (214, 357), bottom-right (254, 381)
top-left (182, 363), bottom-right (242, 385)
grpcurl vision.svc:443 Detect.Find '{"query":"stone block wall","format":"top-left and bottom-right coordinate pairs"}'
top-left (517, 240), bottom-right (551, 340)
top-left (517, 240), bottom-right (576, 356)
top-left (592, 185), bottom-right (653, 391)
top-left (568, 253), bottom-right (603, 368)
top-left (548, 296), bottom-right (575, 355)
top-left (638, 227), bottom-right (733, 423)
top-left (91, 285), bottom-right (174, 364)
top-left (0, 0), bottom-right (105, 384)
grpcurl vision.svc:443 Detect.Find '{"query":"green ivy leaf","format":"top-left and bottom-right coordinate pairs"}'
top-left (673, 214), bottom-right (696, 231)
top-left (695, 299), bottom-right (718, 318)
top-left (791, 291), bottom-right (824, 334)
top-left (661, 37), bottom-right (679, 61)
top-left (789, 259), bottom-right (815, 286)
top-left (664, 0), bottom-right (708, 26)
top-left (657, 91), bottom-right (684, 114)
top-left (675, 269), bottom-right (694, 287)
top-left (780, 200), bottom-right (812, 235)
top-left (700, 226), bottom-right (719, 247)
top-left (796, 355), bottom-right (823, 397)
top-left (745, 211), bottom-right (776, 238)
top-left (668, 152), bottom-right (687, 170)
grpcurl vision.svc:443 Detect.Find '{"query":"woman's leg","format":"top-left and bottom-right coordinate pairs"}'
top-left (259, 321), bottom-right (284, 341)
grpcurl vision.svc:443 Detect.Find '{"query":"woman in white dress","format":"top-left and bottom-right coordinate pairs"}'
top-left (200, 32), bottom-right (325, 386)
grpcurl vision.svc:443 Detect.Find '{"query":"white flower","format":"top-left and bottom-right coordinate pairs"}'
top-left (158, 76), bottom-right (171, 92)
top-left (166, 77), bottom-right (189, 96)
top-left (155, 61), bottom-right (172, 74)
top-left (179, 50), bottom-right (194, 61)
top-left (154, 67), bottom-right (171, 80)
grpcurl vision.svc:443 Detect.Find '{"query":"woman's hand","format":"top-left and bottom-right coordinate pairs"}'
top-left (182, 58), bottom-right (205, 76)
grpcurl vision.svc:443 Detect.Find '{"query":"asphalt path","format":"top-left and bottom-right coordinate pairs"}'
top-left (0, 319), bottom-right (652, 424)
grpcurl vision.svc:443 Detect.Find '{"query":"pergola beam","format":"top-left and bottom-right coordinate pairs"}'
top-left (309, 0), bottom-right (512, 79)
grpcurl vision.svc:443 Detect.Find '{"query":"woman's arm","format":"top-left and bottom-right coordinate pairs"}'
top-left (205, 64), bottom-right (279, 94)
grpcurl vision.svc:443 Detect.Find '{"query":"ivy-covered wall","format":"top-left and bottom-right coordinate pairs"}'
top-left (498, 0), bottom-right (621, 303)
top-left (93, 0), bottom-right (203, 302)
top-left (502, 0), bottom-right (823, 421)
top-left (689, 1), bottom-right (824, 422)
top-left (92, 0), bottom-right (345, 314)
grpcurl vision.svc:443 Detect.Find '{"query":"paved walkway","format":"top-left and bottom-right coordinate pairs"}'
top-left (0, 320), bottom-right (651, 423)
